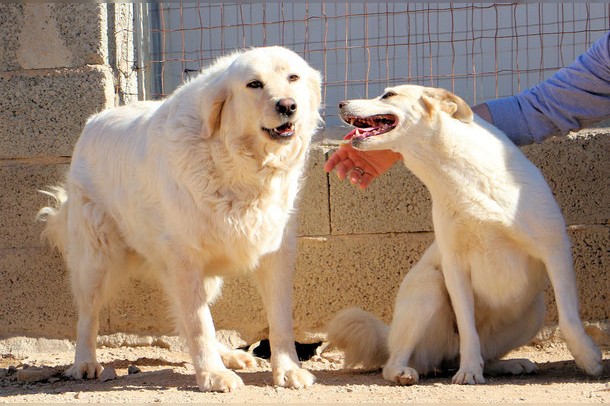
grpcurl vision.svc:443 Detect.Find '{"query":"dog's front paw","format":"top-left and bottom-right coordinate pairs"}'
top-left (383, 365), bottom-right (419, 385)
top-left (64, 361), bottom-right (103, 380)
top-left (221, 349), bottom-right (257, 370)
top-left (196, 370), bottom-right (244, 392)
top-left (569, 338), bottom-right (603, 376)
top-left (452, 368), bottom-right (485, 385)
top-left (274, 366), bottom-right (315, 389)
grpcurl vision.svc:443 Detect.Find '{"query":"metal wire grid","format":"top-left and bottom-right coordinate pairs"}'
top-left (134, 3), bottom-right (609, 126)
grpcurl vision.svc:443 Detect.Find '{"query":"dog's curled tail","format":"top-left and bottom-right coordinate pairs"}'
top-left (36, 186), bottom-right (68, 255)
top-left (327, 307), bottom-right (390, 370)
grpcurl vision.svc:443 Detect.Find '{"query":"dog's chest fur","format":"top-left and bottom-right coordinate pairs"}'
top-left (427, 166), bottom-right (547, 315)
top-left (183, 162), bottom-right (303, 275)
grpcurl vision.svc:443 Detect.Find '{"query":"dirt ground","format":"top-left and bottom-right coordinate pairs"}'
top-left (1, 337), bottom-right (608, 404)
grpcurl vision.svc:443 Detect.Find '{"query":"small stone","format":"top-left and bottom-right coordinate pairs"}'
top-left (16, 367), bottom-right (57, 383)
top-left (127, 365), bottom-right (141, 375)
top-left (99, 366), bottom-right (117, 382)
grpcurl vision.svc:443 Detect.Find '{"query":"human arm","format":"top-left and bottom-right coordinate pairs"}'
top-left (484, 31), bottom-right (610, 145)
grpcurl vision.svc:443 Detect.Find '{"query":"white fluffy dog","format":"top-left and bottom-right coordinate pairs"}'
top-left (327, 85), bottom-right (602, 385)
top-left (38, 46), bottom-right (322, 392)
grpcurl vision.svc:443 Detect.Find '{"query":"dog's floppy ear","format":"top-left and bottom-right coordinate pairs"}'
top-left (199, 75), bottom-right (228, 139)
top-left (422, 88), bottom-right (473, 123)
top-left (307, 68), bottom-right (323, 111)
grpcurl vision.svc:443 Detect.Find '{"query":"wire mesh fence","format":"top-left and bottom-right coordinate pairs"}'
top-left (133, 2), bottom-right (609, 127)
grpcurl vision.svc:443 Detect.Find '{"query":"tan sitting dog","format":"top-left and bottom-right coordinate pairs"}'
top-left (328, 85), bottom-right (602, 385)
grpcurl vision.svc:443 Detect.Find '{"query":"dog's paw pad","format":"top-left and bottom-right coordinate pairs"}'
top-left (570, 340), bottom-right (603, 376)
top-left (452, 369), bottom-right (485, 385)
top-left (383, 365), bottom-right (419, 385)
top-left (395, 368), bottom-right (419, 385)
top-left (64, 362), bottom-right (103, 380)
top-left (506, 359), bottom-right (537, 375)
top-left (197, 370), bottom-right (244, 392)
top-left (276, 367), bottom-right (315, 389)
top-left (221, 350), bottom-right (257, 370)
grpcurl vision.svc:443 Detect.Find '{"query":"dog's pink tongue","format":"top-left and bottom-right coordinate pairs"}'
top-left (343, 127), bottom-right (374, 140)
top-left (343, 128), bottom-right (357, 140)
top-left (277, 123), bottom-right (293, 134)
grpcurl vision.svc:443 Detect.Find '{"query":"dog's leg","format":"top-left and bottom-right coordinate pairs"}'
top-left (65, 288), bottom-right (105, 380)
top-left (255, 237), bottom-right (315, 389)
top-left (485, 359), bottom-right (537, 376)
top-left (482, 293), bottom-right (546, 376)
top-left (542, 244), bottom-right (602, 376)
top-left (441, 256), bottom-right (485, 384)
top-left (64, 198), bottom-right (123, 380)
top-left (169, 268), bottom-right (243, 392)
top-left (383, 242), bottom-right (456, 385)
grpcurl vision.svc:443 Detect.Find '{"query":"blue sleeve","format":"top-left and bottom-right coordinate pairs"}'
top-left (486, 31), bottom-right (610, 146)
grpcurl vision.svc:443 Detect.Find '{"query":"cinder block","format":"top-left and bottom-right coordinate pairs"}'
top-left (203, 232), bottom-right (435, 343)
top-left (106, 277), bottom-right (175, 337)
top-left (291, 232), bottom-right (435, 341)
top-left (297, 144), bottom-right (330, 236)
top-left (104, 266), bottom-right (266, 343)
top-left (522, 132), bottom-right (609, 226)
top-left (325, 140), bottom-right (433, 235)
top-left (0, 66), bottom-right (114, 159)
top-left (0, 247), bottom-right (75, 339)
top-left (0, 162), bottom-right (69, 250)
top-left (0, 3), bottom-right (105, 71)
top-left (102, 232), bottom-right (434, 344)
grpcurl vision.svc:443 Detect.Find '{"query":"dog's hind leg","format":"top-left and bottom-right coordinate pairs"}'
top-left (482, 293), bottom-right (545, 376)
top-left (383, 242), bottom-right (458, 385)
top-left (64, 196), bottom-right (126, 380)
top-left (541, 241), bottom-right (602, 376)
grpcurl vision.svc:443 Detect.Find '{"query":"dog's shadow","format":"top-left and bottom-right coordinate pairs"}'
top-left (1, 357), bottom-right (608, 397)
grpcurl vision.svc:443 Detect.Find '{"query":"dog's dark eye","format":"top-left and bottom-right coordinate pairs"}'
top-left (288, 74), bottom-right (300, 82)
top-left (381, 91), bottom-right (397, 100)
top-left (247, 80), bottom-right (264, 89)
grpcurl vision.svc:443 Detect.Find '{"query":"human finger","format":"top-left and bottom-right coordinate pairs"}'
top-left (323, 145), bottom-right (349, 173)
top-left (358, 172), bottom-right (375, 189)
top-left (334, 157), bottom-right (355, 180)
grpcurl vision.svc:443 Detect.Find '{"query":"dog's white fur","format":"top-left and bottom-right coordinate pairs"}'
top-left (328, 85), bottom-right (602, 385)
top-left (38, 46), bottom-right (322, 392)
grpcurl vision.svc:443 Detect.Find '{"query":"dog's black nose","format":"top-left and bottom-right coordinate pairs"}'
top-left (276, 98), bottom-right (297, 116)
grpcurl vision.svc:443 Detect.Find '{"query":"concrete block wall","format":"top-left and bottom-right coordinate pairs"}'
top-left (0, 4), bottom-right (607, 347)
top-left (212, 134), bottom-right (610, 343)
top-left (0, 3), bottom-right (135, 339)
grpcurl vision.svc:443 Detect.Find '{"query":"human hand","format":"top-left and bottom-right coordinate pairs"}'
top-left (323, 142), bottom-right (402, 189)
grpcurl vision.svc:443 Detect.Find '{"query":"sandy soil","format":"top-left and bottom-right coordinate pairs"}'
top-left (1, 340), bottom-right (608, 404)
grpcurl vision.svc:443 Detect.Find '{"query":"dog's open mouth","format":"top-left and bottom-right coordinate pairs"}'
top-left (342, 115), bottom-right (398, 140)
top-left (263, 123), bottom-right (295, 141)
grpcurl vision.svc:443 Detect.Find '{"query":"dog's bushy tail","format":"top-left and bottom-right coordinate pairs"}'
top-left (36, 186), bottom-right (68, 255)
top-left (327, 307), bottom-right (390, 370)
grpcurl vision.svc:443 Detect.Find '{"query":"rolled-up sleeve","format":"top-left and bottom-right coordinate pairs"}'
top-left (486, 31), bottom-right (610, 145)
